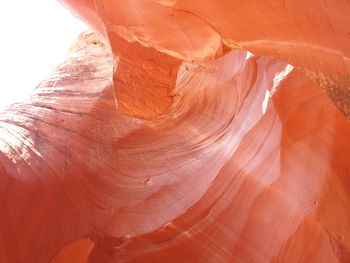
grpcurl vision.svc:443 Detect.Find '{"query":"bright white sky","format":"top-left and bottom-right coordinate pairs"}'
top-left (0, 0), bottom-right (87, 110)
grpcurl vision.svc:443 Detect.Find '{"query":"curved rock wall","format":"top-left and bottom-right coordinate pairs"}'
top-left (1, 1), bottom-right (350, 262)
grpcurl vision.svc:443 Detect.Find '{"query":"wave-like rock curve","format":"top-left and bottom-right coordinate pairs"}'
top-left (1, 1), bottom-right (350, 262)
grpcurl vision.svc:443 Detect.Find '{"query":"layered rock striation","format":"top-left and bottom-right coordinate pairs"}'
top-left (0, 1), bottom-right (350, 262)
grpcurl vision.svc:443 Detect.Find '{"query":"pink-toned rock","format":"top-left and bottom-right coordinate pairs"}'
top-left (0, 1), bottom-right (349, 262)
top-left (60, 0), bottom-right (350, 116)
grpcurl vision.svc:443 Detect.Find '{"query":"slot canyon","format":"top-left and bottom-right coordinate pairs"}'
top-left (0, 0), bottom-right (350, 262)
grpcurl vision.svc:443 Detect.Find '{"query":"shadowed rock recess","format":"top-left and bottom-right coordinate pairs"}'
top-left (0, 1), bottom-right (350, 262)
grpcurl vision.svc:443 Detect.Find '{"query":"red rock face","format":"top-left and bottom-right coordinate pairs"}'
top-left (60, 0), bottom-right (350, 116)
top-left (1, 1), bottom-right (350, 263)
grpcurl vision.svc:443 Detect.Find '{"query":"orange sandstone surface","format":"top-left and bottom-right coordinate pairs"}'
top-left (0, 1), bottom-right (350, 262)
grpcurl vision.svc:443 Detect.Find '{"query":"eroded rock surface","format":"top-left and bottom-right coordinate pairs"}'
top-left (1, 1), bottom-right (350, 262)
top-left (60, 0), bottom-right (350, 116)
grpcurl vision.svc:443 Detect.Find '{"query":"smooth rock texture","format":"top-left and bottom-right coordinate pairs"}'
top-left (1, 1), bottom-right (350, 262)
top-left (60, 0), bottom-right (350, 116)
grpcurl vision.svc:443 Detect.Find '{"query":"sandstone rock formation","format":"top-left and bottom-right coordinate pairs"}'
top-left (0, 1), bottom-right (349, 262)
